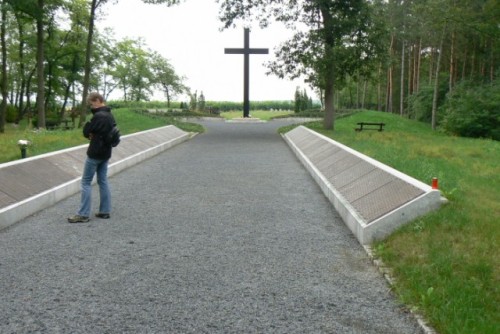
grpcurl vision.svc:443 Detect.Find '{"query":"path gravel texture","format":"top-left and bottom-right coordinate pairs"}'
top-left (0, 120), bottom-right (424, 333)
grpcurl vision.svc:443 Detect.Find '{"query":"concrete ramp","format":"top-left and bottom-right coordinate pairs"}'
top-left (0, 125), bottom-right (190, 230)
top-left (283, 125), bottom-right (446, 244)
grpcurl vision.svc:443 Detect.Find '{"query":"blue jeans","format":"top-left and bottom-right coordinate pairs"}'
top-left (77, 157), bottom-right (111, 217)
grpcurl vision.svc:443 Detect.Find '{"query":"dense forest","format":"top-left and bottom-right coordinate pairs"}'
top-left (334, 0), bottom-right (499, 140)
top-left (0, 0), bottom-right (498, 139)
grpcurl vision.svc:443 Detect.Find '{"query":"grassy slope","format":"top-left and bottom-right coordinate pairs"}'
top-left (0, 108), bottom-right (203, 164)
top-left (297, 111), bottom-right (499, 334)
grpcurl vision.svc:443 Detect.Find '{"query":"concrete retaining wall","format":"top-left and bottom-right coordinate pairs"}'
top-left (283, 126), bottom-right (446, 245)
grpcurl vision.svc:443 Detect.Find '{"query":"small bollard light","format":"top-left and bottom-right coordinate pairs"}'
top-left (431, 177), bottom-right (439, 189)
top-left (17, 139), bottom-right (31, 159)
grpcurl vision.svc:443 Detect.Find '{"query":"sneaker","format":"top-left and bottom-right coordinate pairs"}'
top-left (67, 215), bottom-right (90, 223)
top-left (95, 213), bottom-right (110, 219)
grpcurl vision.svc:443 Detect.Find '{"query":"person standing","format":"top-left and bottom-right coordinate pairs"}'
top-left (68, 92), bottom-right (116, 223)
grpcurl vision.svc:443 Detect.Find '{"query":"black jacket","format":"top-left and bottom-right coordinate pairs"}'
top-left (83, 106), bottom-right (116, 160)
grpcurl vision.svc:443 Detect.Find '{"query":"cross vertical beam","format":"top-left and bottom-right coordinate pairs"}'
top-left (225, 28), bottom-right (269, 118)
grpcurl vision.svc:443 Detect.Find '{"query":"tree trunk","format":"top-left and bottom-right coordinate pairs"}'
top-left (377, 63), bottom-right (382, 111)
top-left (15, 13), bottom-right (26, 123)
top-left (349, 84), bottom-right (354, 108)
top-left (408, 43), bottom-right (412, 103)
top-left (25, 67), bottom-right (35, 114)
top-left (319, 5), bottom-right (336, 130)
top-left (400, 40), bottom-right (405, 116)
top-left (432, 28), bottom-right (445, 130)
top-left (428, 47), bottom-right (434, 85)
top-left (416, 38), bottom-right (422, 93)
top-left (490, 40), bottom-right (494, 83)
top-left (79, 0), bottom-right (98, 127)
top-left (163, 86), bottom-right (171, 107)
top-left (461, 49), bottom-right (466, 81)
top-left (45, 61), bottom-right (53, 112)
top-left (0, 2), bottom-right (7, 133)
top-left (323, 79), bottom-right (335, 130)
top-left (356, 79), bottom-right (360, 109)
top-left (36, 0), bottom-right (45, 129)
top-left (469, 49), bottom-right (475, 80)
top-left (386, 33), bottom-right (394, 113)
top-left (449, 30), bottom-right (455, 92)
top-left (59, 82), bottom-right (72, 119)
top-left (386, 66), bottom-right (393, 113)
top-left (361, 79), bottom-right (367, 109)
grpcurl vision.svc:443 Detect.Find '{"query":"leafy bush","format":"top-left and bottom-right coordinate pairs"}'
top-left (407, 76), bottom-right (448, 123)
top-left (32, 118), bottom-right (61, 129)
top-left (32, 109), bottom-right (61, 129)
top-left (441, 79), bottom-right (500, 140)
top-left (6, 105), bottom-right (18, 123)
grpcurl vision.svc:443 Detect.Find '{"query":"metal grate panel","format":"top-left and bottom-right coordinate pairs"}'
top-left (352, 179), bottom-right (425, 223)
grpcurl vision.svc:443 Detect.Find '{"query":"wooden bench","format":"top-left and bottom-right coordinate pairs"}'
top-left (60, 119), bottom-right (73, 130)
top-left (355, 122), bottom-right (385, 132)
top-left (46, 119), bottom-right (73, 130)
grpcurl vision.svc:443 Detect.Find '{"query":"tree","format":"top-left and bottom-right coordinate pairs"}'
top-left (294, 86), bottom-right (312, 113)
top-left (5, 0), bottom-right (65, 129)
top-left (198, 91), bottom-right (205, 112)
top-left (0, 0), bottom-right (8, 133)
top-left (218, 0), bottom-right (385, 130)
top-left (0, 0), bottom-right (190, 132)
top-left (96, 29), bottom-right (120, 100)
top-left (294, 86), bottom-right (301, 113)
top-left (56, 0), bottom-right (88, 117)
top-left (79, 0), bottom-right (183, 126)
top-left (78, 0), bottom-right (104, 127)
top-left (189, 90), bottom-right (197, 111)
top-left (151, 51), bottom-right (186, 107)
top-left (35, 0), bottom-right (47, 128)
top-left (112, 38), bottom-right (155, 101)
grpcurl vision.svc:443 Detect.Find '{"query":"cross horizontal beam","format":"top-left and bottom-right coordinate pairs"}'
top-left (224, 48), bottom-right (269, 55)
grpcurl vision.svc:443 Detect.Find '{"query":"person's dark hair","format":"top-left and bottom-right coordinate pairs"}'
top-left (87, 92), bottom-right (105, 104)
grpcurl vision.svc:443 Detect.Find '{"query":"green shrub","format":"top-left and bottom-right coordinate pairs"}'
top-left (441, 79), bottom-right (500, 140)
top-left (6, 105), bottom-right (18, 123)
top-left (407, 76), bottom-right (448, 124)
top-left (32, 109), bottom-right (61, 128)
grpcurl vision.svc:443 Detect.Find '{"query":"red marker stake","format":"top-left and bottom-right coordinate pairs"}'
top-left (432, 177), bottom-right (439, 189)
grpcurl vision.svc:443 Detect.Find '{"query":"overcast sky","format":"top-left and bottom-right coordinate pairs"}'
top-left (100, 0), bottom-right (313, 102)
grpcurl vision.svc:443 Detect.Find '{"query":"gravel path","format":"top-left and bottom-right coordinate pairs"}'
top-left (0, 120), bottom-right (423, 333)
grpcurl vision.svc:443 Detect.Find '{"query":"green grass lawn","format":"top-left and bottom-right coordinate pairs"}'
top-left (0, 108), bottom-right (203, 164)
top-left (290, 110), bottom-right (499, 334)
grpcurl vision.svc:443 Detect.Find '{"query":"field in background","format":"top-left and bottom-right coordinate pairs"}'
top-left (220, 110), bottom-right (293, 120)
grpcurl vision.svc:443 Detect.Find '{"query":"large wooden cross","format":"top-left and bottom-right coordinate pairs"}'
top-left (225, 28), bottom-right (269, 118)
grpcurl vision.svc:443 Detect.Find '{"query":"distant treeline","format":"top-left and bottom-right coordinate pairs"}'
top-left (204, 101), bottom-right (296, 112)
top-left (108, 100), bottom-right (317, 112)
